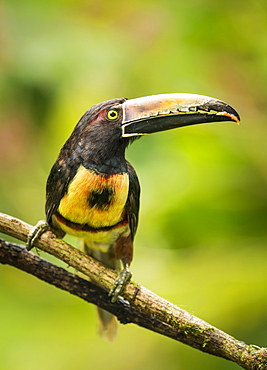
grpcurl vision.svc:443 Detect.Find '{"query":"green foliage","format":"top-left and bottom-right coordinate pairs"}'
top-left (1, 0), bottom-right (267, 369)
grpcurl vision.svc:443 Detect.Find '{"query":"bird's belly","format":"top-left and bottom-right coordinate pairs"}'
top-left (53, 215), bottom-right (130, 253)
top-left (58, 165), bottom-right (129, 228)
top-left (84, 224), bottom-right (131, 252)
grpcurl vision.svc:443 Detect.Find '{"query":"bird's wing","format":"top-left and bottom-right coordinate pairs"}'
top-left (45, 152), bottom-right (79, 227)
top-left (126, 161), bottom-right (140, 240)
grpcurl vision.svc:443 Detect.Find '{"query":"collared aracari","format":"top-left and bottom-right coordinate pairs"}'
top-left (28, 93), bottom-right (240, 340)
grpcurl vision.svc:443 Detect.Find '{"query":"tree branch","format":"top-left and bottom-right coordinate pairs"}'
top-left (0, 212), bottom-right (266, 370)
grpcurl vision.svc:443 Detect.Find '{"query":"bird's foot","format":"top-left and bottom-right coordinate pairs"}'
top-left (27, 220), bottom-right (49, 251)
top-left (109, 264), bottom-right (132, 303)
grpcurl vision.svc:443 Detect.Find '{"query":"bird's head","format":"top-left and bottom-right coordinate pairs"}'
top-left (78, 93), bottom-right (239, 141)
top-left (71, 93), bottom-right (240, 171)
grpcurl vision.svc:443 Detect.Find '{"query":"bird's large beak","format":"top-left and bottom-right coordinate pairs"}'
top-left (121, 93), bottom-right (240, 137)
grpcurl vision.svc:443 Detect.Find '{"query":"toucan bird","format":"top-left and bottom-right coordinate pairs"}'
top-left (28, 93), bottom-right (240, 340)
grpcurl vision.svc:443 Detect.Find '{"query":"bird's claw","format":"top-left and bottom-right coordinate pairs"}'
top-left (109, 264), bottom-right (132, 303)
top-left (27, 220), bottom-right (49, 250)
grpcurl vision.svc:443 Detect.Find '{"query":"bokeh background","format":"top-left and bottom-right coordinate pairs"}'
top-left (1, 0), bottom-right (267, 369)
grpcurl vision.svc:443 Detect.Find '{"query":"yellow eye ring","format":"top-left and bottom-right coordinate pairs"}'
top-left (107, 109), bottom-right (119, 120)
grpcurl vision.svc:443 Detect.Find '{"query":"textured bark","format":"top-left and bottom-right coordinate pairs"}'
top-left (0, 212), bottom-right (266, 370)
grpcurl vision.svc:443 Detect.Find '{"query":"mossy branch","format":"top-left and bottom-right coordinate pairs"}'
top-left (0, 212), bottom-right (266, 370)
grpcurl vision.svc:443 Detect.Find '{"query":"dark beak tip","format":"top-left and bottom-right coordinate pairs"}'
top-left (201, 100), bottom-right (240, 124)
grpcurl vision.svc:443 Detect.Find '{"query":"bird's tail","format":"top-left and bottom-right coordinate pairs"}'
top-left (79, 240), bottom-right (120, 341)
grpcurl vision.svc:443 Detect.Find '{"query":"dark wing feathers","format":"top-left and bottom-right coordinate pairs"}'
top-left (126, 161), bottom-right (140, 240)
top-left (45, 147), bottom-right (80, 226)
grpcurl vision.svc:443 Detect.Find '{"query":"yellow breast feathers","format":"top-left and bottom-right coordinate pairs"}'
top-left (58, 165), bottom-right (129, 228)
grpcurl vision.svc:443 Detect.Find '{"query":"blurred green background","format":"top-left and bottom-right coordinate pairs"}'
top-left (1, 0), bottom-right (267, 369)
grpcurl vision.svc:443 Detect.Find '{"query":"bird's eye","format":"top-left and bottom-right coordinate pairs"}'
top-left (107, 109), bottom-right (119, 120)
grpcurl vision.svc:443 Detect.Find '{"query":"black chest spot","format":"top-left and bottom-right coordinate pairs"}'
top-left (88, 187), bottom-right (114, 210)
